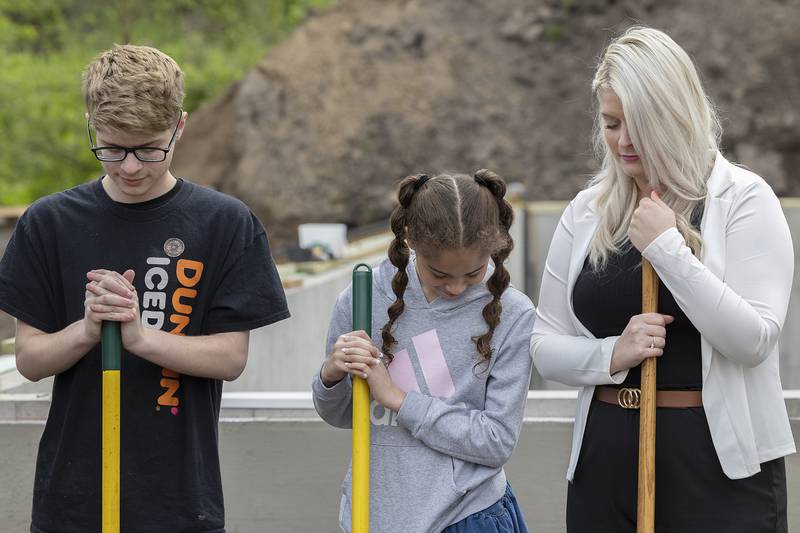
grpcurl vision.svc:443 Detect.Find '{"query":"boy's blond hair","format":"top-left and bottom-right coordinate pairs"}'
top-left (83, 44), bottom-right (184, 135)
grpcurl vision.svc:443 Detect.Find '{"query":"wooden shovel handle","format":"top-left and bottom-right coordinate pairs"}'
top-left (637, 259), bottom-right (658, 533)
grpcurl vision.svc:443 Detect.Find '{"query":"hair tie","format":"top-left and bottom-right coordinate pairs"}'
top-left (413, 174), bottom-right (430, 191)
top-left (473, 171), bottom-right (489, 187)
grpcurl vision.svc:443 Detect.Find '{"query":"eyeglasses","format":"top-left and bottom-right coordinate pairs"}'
top-left (87, 112), bottom-right (182, 162)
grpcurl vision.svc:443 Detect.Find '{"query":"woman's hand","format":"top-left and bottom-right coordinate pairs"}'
top-left (610, 312), bottom-right (675, 374)
top-left (320, 330), bottom-right (381, 387)
top-left (629, 190), bottom-right (676, 252)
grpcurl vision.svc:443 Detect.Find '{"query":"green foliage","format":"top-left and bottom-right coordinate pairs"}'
top-left (0, 0), bottom-right (330, 205)
top-left (544, 24), bottom-right (566, 42)
top-left (558, 0), bottom-right (574, 11)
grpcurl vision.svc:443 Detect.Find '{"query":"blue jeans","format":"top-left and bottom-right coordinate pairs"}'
top-left (442, 484), bottom-right (529, 533)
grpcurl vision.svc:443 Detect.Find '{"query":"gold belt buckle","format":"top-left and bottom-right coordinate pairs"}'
top-left (617, 387), bottom-right (641, 409)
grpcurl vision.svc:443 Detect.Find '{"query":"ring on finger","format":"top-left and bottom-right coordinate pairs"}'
top-left (650, 336), bottom-right (655, 349)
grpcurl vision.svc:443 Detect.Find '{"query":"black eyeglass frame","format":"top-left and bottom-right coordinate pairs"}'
top-left (86, 111), bottom-right (183, 162)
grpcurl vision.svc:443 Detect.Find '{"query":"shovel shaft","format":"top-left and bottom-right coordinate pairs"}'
top-left (637, 259), bottom-right (658, 533)
top-left (352, 265), bottom-right (372, 532)
top-left (102, 321), bottom-right (121, 533)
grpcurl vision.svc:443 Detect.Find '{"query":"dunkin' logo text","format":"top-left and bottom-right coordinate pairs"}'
top-left (370, 329), bottom-right (455, 426)
top-left (141, 253), bottom-right (205, 416)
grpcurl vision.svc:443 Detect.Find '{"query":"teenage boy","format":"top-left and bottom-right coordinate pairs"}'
top-left (0, 44), bottom-right (290, 533)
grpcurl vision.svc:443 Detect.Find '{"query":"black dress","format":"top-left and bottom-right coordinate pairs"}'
top-left (567, 243), bottom-right (787, 533)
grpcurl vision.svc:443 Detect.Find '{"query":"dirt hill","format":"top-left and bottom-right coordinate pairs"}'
top-left (172, 0), bottom-right (800, 248)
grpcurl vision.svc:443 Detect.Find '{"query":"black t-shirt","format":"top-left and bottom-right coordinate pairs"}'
top-left (0, 177), bottom-right (290, 533)
top-left (572, 243), bottom-right (702, 390)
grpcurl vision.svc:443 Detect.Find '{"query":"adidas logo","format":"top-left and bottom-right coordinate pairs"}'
top-left (370, 329), bottom-right (454, 427)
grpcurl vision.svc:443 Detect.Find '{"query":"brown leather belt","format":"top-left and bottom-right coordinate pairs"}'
top-left (595, 386), bottom-right (703, 409)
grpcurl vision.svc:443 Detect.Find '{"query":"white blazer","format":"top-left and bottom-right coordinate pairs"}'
top-left (532, 152), bottom-right (795, 480)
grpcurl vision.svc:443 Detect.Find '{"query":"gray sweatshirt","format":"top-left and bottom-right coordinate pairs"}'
top-left (312, 257), bottom-right (535, 532)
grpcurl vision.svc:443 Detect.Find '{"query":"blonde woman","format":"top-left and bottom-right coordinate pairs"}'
top-left (532, 27), bottom-right (793, 532)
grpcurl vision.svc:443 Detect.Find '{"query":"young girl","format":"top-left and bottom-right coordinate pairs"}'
top-left (312, 170), bottom-right (535, 533)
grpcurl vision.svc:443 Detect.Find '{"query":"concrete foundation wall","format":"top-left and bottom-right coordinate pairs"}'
top-left (3, 202), bottom-right (800, 392)
top-left (1, 202), bottom-right (799, 532)
top-left (233, 200), bottom-right (800, 392)
top-left (2, 417), bottom-right (798, 532)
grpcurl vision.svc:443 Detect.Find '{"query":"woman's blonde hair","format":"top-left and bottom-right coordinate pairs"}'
top-left (588, 26), bottom-right (721, 269)
top-left (83, 44), bottom-right (184, 135)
